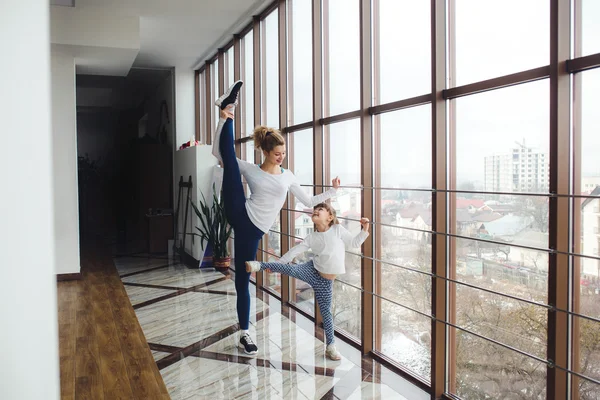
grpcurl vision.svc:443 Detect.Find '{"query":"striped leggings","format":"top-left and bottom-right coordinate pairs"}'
top-left (259, 260), bottom-right (335, 345)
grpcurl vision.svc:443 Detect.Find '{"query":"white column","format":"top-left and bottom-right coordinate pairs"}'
top-left (0, 0), bottom-right (60, 399)
top-left (51, 48), bottom-right (81, 275)
top-left (175, 67), bottom-right (196, 148)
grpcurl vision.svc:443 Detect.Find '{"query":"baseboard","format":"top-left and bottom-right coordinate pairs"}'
top-left (57, 272), bottom-right (82, 281)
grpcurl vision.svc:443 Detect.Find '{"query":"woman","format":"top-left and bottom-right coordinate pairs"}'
top-left (213, 80), bottom-right (340, 354)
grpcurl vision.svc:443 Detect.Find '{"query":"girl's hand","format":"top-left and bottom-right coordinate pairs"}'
top-left (332, 176), bottom-right (341, 189)
top-left (360, 217), bottom-right (370, 232)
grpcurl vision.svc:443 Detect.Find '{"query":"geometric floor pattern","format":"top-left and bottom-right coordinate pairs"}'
top-left (115, 255), bottom-right (429, 400)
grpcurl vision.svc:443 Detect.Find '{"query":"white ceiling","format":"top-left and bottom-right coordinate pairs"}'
top-left (52, 0), bottom-right (270, 69)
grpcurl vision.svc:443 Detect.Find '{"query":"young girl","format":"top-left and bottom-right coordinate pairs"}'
top-left (245, 202), bottom-right (370, 360)
top-left (213, 81), bottom-right (341, 355)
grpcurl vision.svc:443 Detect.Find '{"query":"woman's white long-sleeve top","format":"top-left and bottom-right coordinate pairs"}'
top-left (212, 123), bottom-right (336, 233)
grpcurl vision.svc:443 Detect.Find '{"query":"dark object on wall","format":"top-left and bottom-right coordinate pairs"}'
top-left (157, 100), bottom-right (170, 145)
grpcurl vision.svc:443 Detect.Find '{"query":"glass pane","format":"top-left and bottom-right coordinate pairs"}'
top-left (327, 119), bottom-right (361, 221)
top-left (332, 281), bottom-right (361, 340)
top-left (374, 0), bottom-right (430, 104)
top-left (455, 80), bottom-right (549, 194)
top-left (379, 260), bottom-right (431, 317)
top-left (574, 316), bottom-right (600, 398)
top-left (454, 0), bottom-right (549, 86)
top-left (580, 0), bottom-right (600, 57)
top-left (452, 327), bottom-right (547, 399)
top-left (225, 47), bottom-right (234, 89)
top-left (265, 215), bottom-right (282, 294)
top-left (454, 237), bottom-right (549, 304)
top-left (379, 226), bottom-right (432, 275)
top-left (241, 31), bottom-right (254, 162)
top-left (336, 221), bottom-right (362, 288)
top-left (288, 128), bottom-right (315, 312)
top-left (289, 208), bottom-right (315, 316)
top-left (455, 282), bottom-right (547, 359)
top-left (198, 71), bottom-right (206, 142)
top-left (288, 0), bottom-right (313, 125)
top-left (262, 12), bottom-right (279, 127)
top-left (571, 372), bottom-right (600, 400)
top-left (212, 60), bottom-right (220, 131)
top-left (378, 105), bottom-right (432, 189)
top-left (579, 69), bottom-right (600, 265)
top-left (453, 193), bottom-right (549, 249)
top-left (379, 298), bottom-right (431, 382)
top-left (324, 0), bottom-right (360, 116)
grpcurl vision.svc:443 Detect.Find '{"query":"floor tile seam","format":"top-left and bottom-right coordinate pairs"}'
top-left (121, 275), bottom-right (228, 292)
top-left (119, 263), bottom-right (174, 278)
top-left (129, 277), bottom-right (235, 309)
top-left (153, 307), bottom-right (272, 370)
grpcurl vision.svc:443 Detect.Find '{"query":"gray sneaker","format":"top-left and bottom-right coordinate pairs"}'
top-left (239, 333), bottom-right (258, 355)
top-left (215, 80), bottom-right (243, 109)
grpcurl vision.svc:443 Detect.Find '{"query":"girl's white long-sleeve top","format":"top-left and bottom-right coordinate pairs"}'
top-left (278, 224), bottom-right (369, 275)
top-left (212, 119), bottom-right (337, 233)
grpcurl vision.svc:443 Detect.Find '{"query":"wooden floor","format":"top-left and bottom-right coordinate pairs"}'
top-left (57, 244), bottom-right (169, 399)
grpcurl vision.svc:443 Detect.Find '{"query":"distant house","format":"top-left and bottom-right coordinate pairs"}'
top-left (481, 214), bottom-right (534, 239)
top-left (483, 203), bottom-right (515, 215)
top-left (291, 208), bottom-right (314, 243)
top-left (395, 202), bottom-right (431, 241)
top-left (455, 198), bottom-right (485, 213)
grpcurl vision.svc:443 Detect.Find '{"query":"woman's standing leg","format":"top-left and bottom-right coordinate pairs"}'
top-left (216, 112), bottom-right (262, 353)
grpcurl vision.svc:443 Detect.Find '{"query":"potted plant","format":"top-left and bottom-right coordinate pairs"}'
top-left (191, 184), bottom-right (233, 270)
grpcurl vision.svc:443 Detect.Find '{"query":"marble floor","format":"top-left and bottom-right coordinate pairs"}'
top-left (115, 255), bottom-right (429, 400)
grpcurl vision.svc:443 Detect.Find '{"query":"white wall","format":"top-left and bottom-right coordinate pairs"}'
top-left (51, 48), bottom-right (81, 275)
top-left (175, 67), bottom-right (196, 148)
top-left (50, 6), bottom-right (140, 76)
top-left (50, 7), bottom-right (140, 50)
top-left (0, 0), bottom-right (60, 399)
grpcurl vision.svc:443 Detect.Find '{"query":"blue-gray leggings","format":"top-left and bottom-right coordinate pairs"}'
top-left (259, 260), bottom-right (335, 345)
top-left (219, 118), bottom-right (265, 330)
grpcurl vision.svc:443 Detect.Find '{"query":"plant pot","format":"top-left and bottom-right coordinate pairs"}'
top-left (212, 256), bottom-right (231, 270)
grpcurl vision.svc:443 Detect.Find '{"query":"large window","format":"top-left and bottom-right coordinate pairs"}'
top-left (453, 0), bottom-right (549, 86)
top-left (261, 11), bottom-right (279, 128)
top-left (195, 1), bottom-right (600, 397)
top-left (579, 0), bottom-right (600, 57)
top-left (374, 105), bottom-right (432, 381)
top-left (326, 119), bottom-right (362, 340)
top-left (241, 30), bottom-right (255, 161)
top-left (573, 68), bottom-right (600, 398)
top-left (373, 0), bottom-right (431, 105)
top-left (287, 128), bottom-right (315, 315)
top-left (287, 0), bottom-right (313, 125)
top-left (323, 0), bottom-right (360, 117)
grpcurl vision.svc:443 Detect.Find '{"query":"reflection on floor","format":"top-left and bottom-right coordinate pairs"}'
top-left (115, 255), bottom-right (429, 400)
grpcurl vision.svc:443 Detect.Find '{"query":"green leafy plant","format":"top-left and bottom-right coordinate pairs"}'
top-left (190, 184), bottom-right (233, 259)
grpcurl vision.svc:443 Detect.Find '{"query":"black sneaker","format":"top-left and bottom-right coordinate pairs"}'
top-left (239, 333), bottom-right (258, 355)
top-left (215, 80), bottom-right (244, 110)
